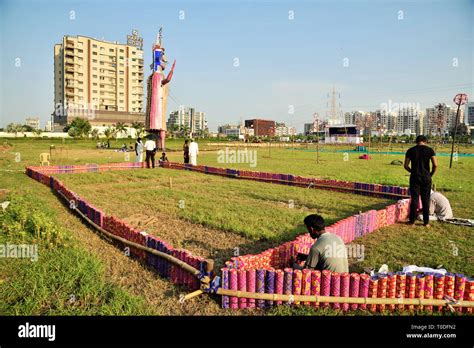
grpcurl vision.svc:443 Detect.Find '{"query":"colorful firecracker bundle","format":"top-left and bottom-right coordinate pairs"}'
top-left (220, 265), bottom-right (474, 313)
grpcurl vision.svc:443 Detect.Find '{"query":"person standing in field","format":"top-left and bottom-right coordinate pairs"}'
top-left (144, 136), bottom-right (157, 169)
top-left (404, 135), bottom-right (438, 227)
top-left (183, 139), bottom-right (190, 164)
top-left (189, 139), bottom-right (199, 166)
top-left (135, 137), bottom-right (144, 163)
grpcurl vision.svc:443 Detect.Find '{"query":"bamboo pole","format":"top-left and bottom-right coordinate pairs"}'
top-left (183, 289), bottom-right (204, 301)
top-left (216, 288), bottom-right (474, 308)
top-left (55, 190), bottom-right (210, 283)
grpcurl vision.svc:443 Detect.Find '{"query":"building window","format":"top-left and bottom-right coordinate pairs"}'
top-left (92, 59), bottom-right (97, 63)
top-left (92, 51), bottom-right (97, 56)
top-left (92, 44), bottom-right (97, 48)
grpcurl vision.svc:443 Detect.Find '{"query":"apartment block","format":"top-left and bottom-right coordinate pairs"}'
top-left (53, 35), bottom-right (145, 128)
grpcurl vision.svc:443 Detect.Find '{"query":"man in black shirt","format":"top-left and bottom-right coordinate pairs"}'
top-left (404, 135), bottom-right (438, 226)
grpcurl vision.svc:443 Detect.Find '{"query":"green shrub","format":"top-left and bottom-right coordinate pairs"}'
top-left (0, 195), bottom-right (66, 247)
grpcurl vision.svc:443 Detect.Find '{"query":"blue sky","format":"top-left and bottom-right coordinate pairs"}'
top-left (0, 0), bottom-right (472, 131)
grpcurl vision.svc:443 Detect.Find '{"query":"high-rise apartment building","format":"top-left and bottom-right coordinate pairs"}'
top-left (425, 104), bottom-right (464, 136)
top-left (396, 107), bottom-right (422, 135)
top-left (465, 102), bottom-right (474, 127)
top-left (53, 35), bottom-right (145, 129)
top-left (167, 107), bottom-right (207, 135)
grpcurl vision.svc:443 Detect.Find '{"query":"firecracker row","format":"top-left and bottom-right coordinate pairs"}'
top-left (159, 162), bottom-right (410, 199)
top-left (26, 166), bottom-right (206, 291)
top-left (220, 268), bottom-right (474, 313)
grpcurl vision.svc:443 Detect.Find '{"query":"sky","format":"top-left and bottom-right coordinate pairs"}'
top-left (0, 0), bottom-right (472, 132)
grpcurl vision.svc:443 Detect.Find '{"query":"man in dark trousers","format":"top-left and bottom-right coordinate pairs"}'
top-left (183, 139), bottom-right (190, 164)
top-left (144, 135), bottom-right (157, 169)
top-left (404, 135), bottom-right (438, 227)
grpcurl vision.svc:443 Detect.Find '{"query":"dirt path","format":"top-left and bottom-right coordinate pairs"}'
top-left (122, 212), bottom-right (280, 270)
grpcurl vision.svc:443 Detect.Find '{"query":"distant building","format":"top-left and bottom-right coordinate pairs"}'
top-left (53, 34), bottom-right (145, 129)
top-left (217, 123), bottom-right (247, 138)
top-left (275, 122), bottom-right (296, 136)
top-left (244, 119), bottom-right (276, 137)
top-left (45, 121), bottom-right (53, 132)
top-left (324, 124), bottom-right (361, 144)
top-left (464, 102), bottom-right (474, 126)
top-left (396, 107), bottom-right (422, 135)
top-left (167, 107), bottom-right (207, 135)
top-left (25, 117), bottom-right (40, 130)
top-left (304, 123), bottom-right (314, 135)
top-left (344, 111), bottom-right (365, 125)
top-left (425, 104), bottom-right (463, 136)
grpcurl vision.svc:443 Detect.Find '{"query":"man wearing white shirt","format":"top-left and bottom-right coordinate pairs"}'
top-left (144, 136), bottom-right (157, 168)
top-left (188, 139), bottom-right (199, 166)
top-left (135, 137), bottom-right (144, 163)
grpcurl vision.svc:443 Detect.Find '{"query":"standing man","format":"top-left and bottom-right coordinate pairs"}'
top-left (404, 135), bottom-right (438, 227)
top-left (189, 139), bottom-right (199, 166)
top-left (183, 139), bottom-right (190, 164)
top-left (135, 137), bottom-right (144, 163)
top-left (144, 135), bottom-right (157, 169)
top-left (292, 214), bottom-right (349, 273)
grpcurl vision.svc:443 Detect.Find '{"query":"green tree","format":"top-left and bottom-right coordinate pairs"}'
top-left (6, 123), bottom-right (23, 137)
top-left (65, 118), bottom-right (92, 138)
top-left (22, 124), bottom-right (34, 132)
top-left (33, 128), bottom-right (43, 137)
top-left (102, 127), bottom-right (117, 148)
top-left (114, 122), bottom-right (128, 136)
top-left (90, 128), bottom-right (100, 140)
top-left (131, 121), bottom-right (144, 138)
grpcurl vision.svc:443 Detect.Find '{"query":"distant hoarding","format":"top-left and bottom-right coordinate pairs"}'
top-left (127, 30), bottom-right (143, 50)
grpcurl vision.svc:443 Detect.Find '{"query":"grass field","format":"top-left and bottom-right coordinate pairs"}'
top-left (55, 169), bottom-right (391, 268)
top-left (1, 137), bottom-right (473, 315)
